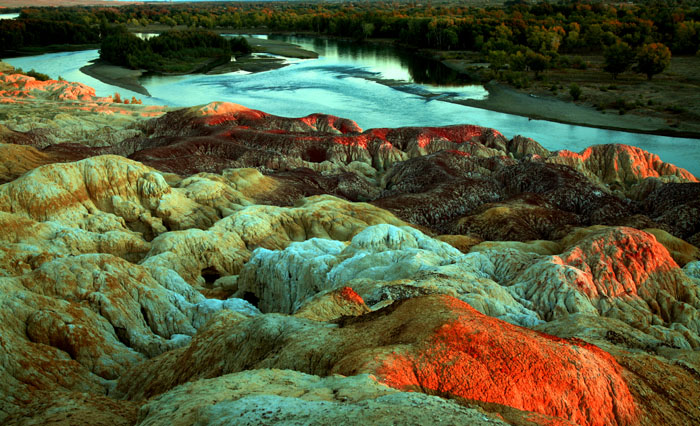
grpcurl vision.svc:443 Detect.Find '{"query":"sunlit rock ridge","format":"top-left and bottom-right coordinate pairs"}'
top-left (1, 67), bottom-right (699, 426)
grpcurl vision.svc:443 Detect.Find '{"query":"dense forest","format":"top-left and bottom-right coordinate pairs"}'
top-left (0, 18), bottom-right (100, 55)
top-left (100, 27), bottom-right (251, 73)
top-left (1, 1), bottom-right (699, 79)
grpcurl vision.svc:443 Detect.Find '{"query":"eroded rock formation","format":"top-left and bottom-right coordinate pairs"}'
top-left (1, 68), bottom-right (699, 426)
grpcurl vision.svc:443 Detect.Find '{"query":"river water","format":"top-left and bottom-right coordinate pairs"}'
top-left (5, 35), bottom-right (699, 175)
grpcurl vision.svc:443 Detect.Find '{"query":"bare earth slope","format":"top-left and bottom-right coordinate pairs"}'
top-left (1, 67), bottom-right (699, 426)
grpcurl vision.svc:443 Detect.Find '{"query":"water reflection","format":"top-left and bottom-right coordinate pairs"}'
top-left (270, 34), bottom-right (475, 86)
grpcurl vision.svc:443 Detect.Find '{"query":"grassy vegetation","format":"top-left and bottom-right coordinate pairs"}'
top-left (486, 52), bottom-right (700, 126)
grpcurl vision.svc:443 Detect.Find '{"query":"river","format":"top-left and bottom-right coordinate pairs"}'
top-left (5, 34), bottom-right (699, 176)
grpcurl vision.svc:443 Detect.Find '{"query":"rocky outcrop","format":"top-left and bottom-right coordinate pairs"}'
top-left (0, 72), bottom-right (166, 151)
top-left (3, 391), bottom-right (140, 426)
top-left (114, 295), bottom-right (637, 426)
top-left (135, 369), bottom-right (509, 426)
top-left (1, 71), bottom-right (699, 425)
top-left (547, 144), bottom-right (698, 192)
top-left (236, 224), bottom-right (700, 348)
top-left (0, 142), bottom-right (55, 184)
top-left (141, 195), bottom-right (407, 288)
top-left (643, 182), bottom-right (700, 244)
top-left (0, 252), bottom-right (261, 417)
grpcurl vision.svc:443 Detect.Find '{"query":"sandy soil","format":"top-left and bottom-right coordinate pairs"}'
top-left (444, 53), bottom-right (700, 138)
top-left (457, 81), bottom-right (700, 138)
top-left (244, 38), bottom-right (318, 59)
top-left (80, 60), bottom-right (149, 96)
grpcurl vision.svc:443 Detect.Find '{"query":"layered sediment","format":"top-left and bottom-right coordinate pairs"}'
top-left (1, 67), bottom-right (699, 426)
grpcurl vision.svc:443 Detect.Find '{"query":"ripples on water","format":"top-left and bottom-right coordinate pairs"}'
top-left (4, 35), bottom-right (699, 176)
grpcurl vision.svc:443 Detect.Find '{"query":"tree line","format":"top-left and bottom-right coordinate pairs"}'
top-left (2, 1), bottom-right (699, 79)
top-left (0, 18), bottom-right (100, 56)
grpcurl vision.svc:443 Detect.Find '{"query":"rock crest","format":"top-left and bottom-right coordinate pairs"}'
top-left (1, 70), bottom-right (698, 425)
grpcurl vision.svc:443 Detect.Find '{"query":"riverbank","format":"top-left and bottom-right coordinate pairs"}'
top-left (80, 35), bottom-right (318, 97)
top-left (80, 59), bottom-right (150, 96)
top-left (227, 30), bottom-right (700, 139)
top-left (441, 53), bottom-right (700, 139)
top-left (456, 81), bottom-right (700, 139)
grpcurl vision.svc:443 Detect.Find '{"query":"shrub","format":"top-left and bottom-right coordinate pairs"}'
top-left (569, 83), bottom-right (582, 101)
top-left (571, 56), bottom-right (588, 70)
top-left (25, 69), bottom-right (51, 81)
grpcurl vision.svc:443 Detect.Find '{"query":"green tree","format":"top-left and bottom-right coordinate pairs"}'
top-left (636, 43), bottom-right (671, 80)
top-left (509, 51), bottom-right (526, 71)
top-left (525, 50), bottom-right (549, 78)
top-left (488, 50), bottom-right (509, 71)
top-left (603, 41), bottom-right (635, 79)
top-left (361, 23), bottom-right (375, 40)
top-left (162, 17), bottom-right (177, 28)
top-left (230, 37), bottom-right (251, 56)
top-left (100, 28), bottom-right (148, 68)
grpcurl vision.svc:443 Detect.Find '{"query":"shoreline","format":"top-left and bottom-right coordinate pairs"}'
top-left (68, 27), bottom-right (699, 140)
top-left (79, 35), bottom-right (318, 98)
top-left (80, 59), bottom-right (150, 96)
top-left (457, 81), bottom-right (700, 140)
top-left (80, 59), bottom-right (700, 141)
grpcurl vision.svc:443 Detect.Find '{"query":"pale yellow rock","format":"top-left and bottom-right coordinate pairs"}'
top-left (436, 234), bottom-right (483, 253)
top-left (214, 195), bottom-right (408, 250)
top-left (643, 228), bottom-right (700, 267)
top-left (0, 143), bottom-right (52, 183)
top-left (0, 156), bottom-right (220, 237)
top-left (0, 61), bottom-right (14, 73)
top-left (221, 168), bottom-right (280, 200)
top-left (142, 229), bottom-right (250, 286)
top-left (139, 195), bottom-right (404, 288)
top-left (0, 211), bottom-right (151, 273)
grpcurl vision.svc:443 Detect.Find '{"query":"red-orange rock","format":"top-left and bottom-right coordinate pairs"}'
top-left (115, 295), bottom-right (638, 426)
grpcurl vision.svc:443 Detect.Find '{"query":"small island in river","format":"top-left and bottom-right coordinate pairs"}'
top-left (80, 28), bottom-right (318, 97)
